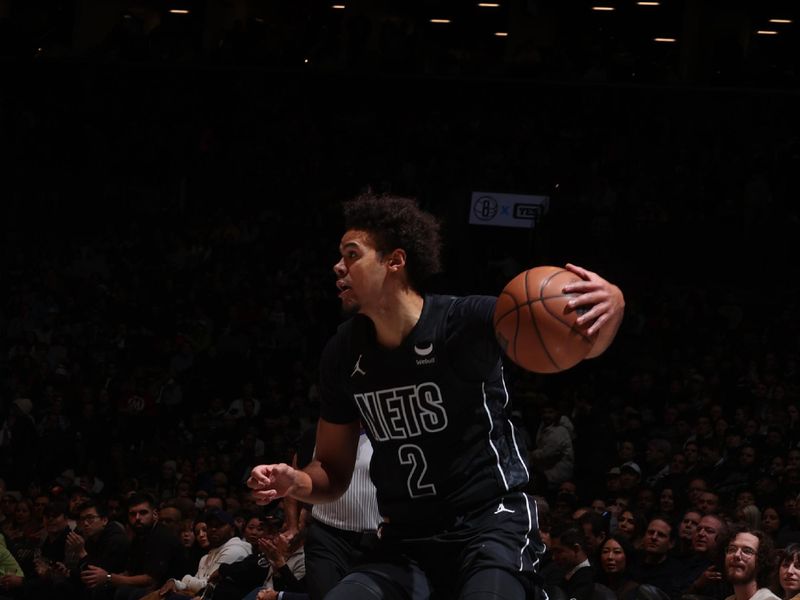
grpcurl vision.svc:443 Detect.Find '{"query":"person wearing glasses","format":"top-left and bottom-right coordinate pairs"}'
top-left (722, 527), bottom-right (779, 600)
top-left (69, 500), bottom-right (130, 597)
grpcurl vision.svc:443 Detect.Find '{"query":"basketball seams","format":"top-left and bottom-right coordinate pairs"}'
top-left (493, 266), bottom-right (594, 373)
top-left (525, 269), bottom-right (560, 371)
top-left (538, 271), bottom-right (593, 344)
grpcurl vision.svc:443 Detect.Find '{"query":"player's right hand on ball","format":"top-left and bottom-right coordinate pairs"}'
top-left (247, 463), bottom-right (296, 504)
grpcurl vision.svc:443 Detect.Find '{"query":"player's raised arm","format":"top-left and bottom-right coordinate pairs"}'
top-left (247, 419), bottom-right (360, 505)
top-left (561, 263), bottom-right (625, 358)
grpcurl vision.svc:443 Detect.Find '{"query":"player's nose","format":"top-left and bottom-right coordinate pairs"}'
top-left (333, 258), bottom-right (346, 276)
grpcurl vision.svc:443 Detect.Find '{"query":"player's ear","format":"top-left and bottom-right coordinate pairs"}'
top-left (386, 249), bottom-right (406, 272)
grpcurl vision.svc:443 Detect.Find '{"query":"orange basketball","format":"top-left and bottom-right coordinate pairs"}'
top-left (493, 266), bottom-right (595, 373)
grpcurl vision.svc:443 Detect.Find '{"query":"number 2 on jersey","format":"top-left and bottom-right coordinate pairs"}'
top-left (398, 444), bottom-right (437, 497)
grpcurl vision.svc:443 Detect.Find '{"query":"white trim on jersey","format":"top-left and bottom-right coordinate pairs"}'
top-left (500, 366), bottom-right (510, 408)
top-left (521, 493), bottom-right (535, 571)
top-left (481, 381), bottom-right (510, 491)
top-left (509, 422), bottom-right (530, 481)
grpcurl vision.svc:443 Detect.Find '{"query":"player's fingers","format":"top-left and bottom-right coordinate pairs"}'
top-left (251, 489), bottom-right (278, 505)
top-left (564, 263), bottom-right (595, 280)
top-left (585, 312), bottom-right (608, 337)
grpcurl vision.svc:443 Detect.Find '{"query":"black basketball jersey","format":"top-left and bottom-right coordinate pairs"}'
top-left (319, 294), bottom-right (530, 525)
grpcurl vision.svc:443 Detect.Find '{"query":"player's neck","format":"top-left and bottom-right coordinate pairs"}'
top-left (368, 288), bottom-right (424, 349)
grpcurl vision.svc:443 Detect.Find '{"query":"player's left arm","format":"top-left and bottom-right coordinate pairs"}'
top-left (561, 263), bottom-right (625, 358)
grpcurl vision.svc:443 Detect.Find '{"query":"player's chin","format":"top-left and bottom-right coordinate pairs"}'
top-left (340, 299), bottom-right (361, 316)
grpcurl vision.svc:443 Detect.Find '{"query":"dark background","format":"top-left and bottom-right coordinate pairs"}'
top-left (1, 0), bottom-right (798, 497)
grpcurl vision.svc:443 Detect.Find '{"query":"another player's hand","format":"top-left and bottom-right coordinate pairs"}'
top-left (247, 463), bottom-right (297, 504)
top-left (562, 263), bottom-right (625, 337)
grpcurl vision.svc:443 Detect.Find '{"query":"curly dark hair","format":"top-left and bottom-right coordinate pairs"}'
top-left (342, 193), bottom-right (442, 292)
top-left (720, 526), bottom-right (776, 589)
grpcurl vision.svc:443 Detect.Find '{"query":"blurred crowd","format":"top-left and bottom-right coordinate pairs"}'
top-left (2, 45), bottom-right (800, 600)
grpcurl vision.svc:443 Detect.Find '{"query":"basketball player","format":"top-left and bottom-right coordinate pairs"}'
top-left (248, 193), bottom-right (625, 599)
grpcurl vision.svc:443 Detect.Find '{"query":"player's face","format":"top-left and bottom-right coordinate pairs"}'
top-left (334, 230), bottom-right (389, 314)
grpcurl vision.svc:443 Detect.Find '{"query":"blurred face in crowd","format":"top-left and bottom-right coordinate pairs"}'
top-left (243, 517), bottom-right (265, 546)
top-left (14, 501), bottom-right (32, 525)
top-left (762, 508), bottom-right (781, 534)
top-left (780, 552), bottom-right (800, 597)
top-left (679, 511), bottom-right (702, 541)
top-left (659, 488), bottom-right (675, 513)
top-left (159, 507), bottom-right (181, 534)
top-left (644, 519), bottom-right (673, 557)
top-left (600, 539), bottom-right (627, 575)
top-left (550, 537), bottom-right (582, 570)
top-left (618, 441), bottom-right (635, 462)
top-left (698, 491), bottom-right (719, 515)
top-left (44, 510), bottom-right (67, 534)
top-left (194, 521), bottom-right (210, 549)
top-left (78, 506), bottom-right (107, 539)
top-left (724, 532), bottom-right (759, 585)
top-left (206, 519), bottom-right (233, 549)
top-left (33, 495), bottom-right (50, 519)
top-left (617, 511), bottom-right (637, 538)
top-left (69, 492), bottom-right (90, 516)
top-left (684, 443), bottom-right (699, 466)
top-left (693, 515), bottom-right (723, 555)
top-left (739, 446), bottom-right (757, 468)
top-left (737, 491), bottom-right (756, 510)
top-left (670, 453), bottom-right (686, 474)
top-left (1, 495), bottom-right (17, 517)
top-left (592, 499), bottom-right (606, 514)
top-left (180, 521), bottom-right (195, 548)
top-left (128, 502), bottom-right (157, 533)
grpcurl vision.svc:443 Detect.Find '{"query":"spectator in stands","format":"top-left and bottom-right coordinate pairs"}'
top-left (674, 509), bottom-right (702, 558)
top-left (158, 508), bottom-right (250, 598)
top-left (549, 527), bottom-right (595, 600)
top-left (578, 511), bottom-right (609, 565)
top-left (597, 534), bottom-right (639, 600)
top-left (637, 516), bottom-right (681, 598)
top-left (66, 499), bottom-right (130, 600)
top-left (616, 509), bottom-right (646, 549)
top-left (721, 527), bottom-right (779, 600)
top-left (531, 399), bottom-right (575, 491)
top-left (679, 514), bottom-right (730, 598)
top-left (779, 543), bottom-right (800, 600)
top-left (82, 493), bottom-right (184, 600)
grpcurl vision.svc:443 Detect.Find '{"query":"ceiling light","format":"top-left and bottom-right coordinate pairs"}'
top-left (478, 3), bottom-right (500, 6)
top-left (494, 32), bottom-right (508, 37)
top-left (332, 4), bottom-right (345, 8)
top-left (768, 19), bottom-right (792, 24)
top-left (637, 1), bottom-right (660, 5)
top-left (430, 18), bottom-right (451, 23)
top-left (592, 6), bottom-right (616, 12)
top-left (756, 30), bottom-right (778, 35)
top-left (654, 37), bottom-right (676, 42)
top-left (169, 9), bottom-right (190, 14)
